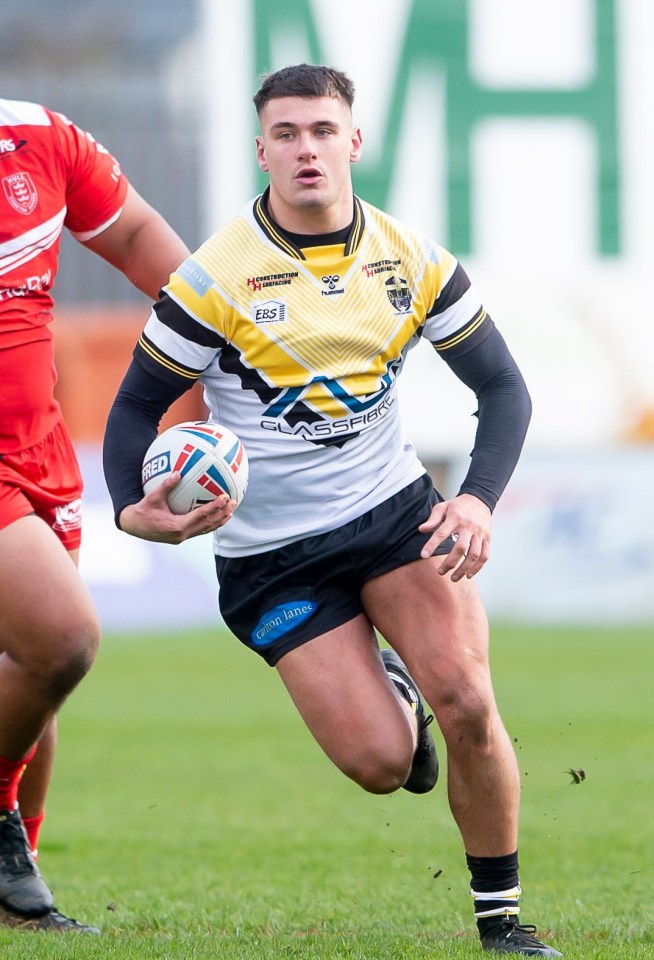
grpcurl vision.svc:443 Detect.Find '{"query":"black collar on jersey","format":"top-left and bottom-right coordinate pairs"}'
top-left (253, 187), bottom-right (365, 259)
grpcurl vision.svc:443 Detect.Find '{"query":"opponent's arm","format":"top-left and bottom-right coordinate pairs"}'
top-left (81, 185), bottom-right (190, 300)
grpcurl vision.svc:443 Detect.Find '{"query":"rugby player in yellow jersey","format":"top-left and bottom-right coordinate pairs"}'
top-left (103, 64), bottom-right (561, 957)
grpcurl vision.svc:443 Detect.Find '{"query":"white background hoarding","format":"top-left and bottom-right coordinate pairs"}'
top-left (79, 446), bottom-right (654, 630)
top-left (466, 448), bottom-right (654, 623)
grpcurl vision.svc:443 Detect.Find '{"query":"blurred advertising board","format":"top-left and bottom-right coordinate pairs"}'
top-left (79, 443), bottom-right (654, 632)
top-left (468, 448), bottom-right (654, 624)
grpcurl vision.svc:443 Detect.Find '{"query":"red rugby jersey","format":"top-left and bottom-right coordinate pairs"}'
top-left (0, 98), bottom-right (129, 451)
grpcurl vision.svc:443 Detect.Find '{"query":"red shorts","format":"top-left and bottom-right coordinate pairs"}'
top-left (0, 418), bottom-right (84, 551)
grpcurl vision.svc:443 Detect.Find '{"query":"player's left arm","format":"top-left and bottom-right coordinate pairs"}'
top-left (419, 326), bottom-right (532, 580)
top-left (81, 184), bottom-right (190, 301)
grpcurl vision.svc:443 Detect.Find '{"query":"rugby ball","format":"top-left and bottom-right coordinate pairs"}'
top-left (141, 421), bottom-right (249, 514)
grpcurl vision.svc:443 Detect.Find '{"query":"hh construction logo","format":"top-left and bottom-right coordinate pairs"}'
top-left (2, 172), bottom-right (38, 215)
top-left (362, 258), bottom-right (401, 277)
top-left (247, 271), bottom-right (298, 291)
top-left (385, 275), bottom-right (412, 313)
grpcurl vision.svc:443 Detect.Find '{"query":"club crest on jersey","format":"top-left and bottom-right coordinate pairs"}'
top-left (385, 275), bottom-right (413, 314)
top-left (252, 299), bottom-right (287, 324)
top-left (2, 172), bottom-right (38, 215)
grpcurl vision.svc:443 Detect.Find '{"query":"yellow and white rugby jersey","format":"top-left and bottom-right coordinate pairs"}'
top-left (139, 194), bottom-right (492, 556)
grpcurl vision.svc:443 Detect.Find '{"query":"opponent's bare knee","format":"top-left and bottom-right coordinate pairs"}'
top-left (22, 616), bottom-right (100, 702)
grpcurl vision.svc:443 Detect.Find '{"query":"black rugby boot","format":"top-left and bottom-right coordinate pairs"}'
top-left (0, 809), bottom-right (54, 917)
top-left (0, 903), bottom-right (100, 933)
top-left (381, 649), bottom-right (439, 794)
top-left (480, 917), bottom-right (562, 956)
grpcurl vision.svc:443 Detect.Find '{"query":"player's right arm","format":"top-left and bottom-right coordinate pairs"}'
top-left (103, 327), bottom-right (233, 544)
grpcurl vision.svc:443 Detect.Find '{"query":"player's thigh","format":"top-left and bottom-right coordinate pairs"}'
top-left (361, 557), bottom-right (493, 710)
top-left (0, 514), bottom-right (98, 661)
top-left (275, 614), bottom-right (414, 778)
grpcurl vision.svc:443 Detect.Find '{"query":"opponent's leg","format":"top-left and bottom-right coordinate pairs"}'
top-left (18, 547), bottom-right (74, 848)
top-left (18, 709), bottom-right (56, 843)
top-left (0, 515), bottom-right (99, 919)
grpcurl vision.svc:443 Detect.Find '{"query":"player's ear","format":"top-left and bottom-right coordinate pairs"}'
top-left (255, 137), bottom-right (269, 172)
top-left (349, 127), bottom-right (363, 165)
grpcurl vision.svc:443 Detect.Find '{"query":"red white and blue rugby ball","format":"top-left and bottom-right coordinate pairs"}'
top-left (141, 421), bottom-right (249, 515)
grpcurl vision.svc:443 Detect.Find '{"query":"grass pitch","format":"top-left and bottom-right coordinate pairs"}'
top-left (0, 622), bottom-right (652, 958)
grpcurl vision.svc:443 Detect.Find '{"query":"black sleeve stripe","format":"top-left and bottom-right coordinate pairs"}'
top-left (135, 332), bottom-right (202, 381)
top-left (426, 262), bottom-right (472, 318)
top-left (153, 294), bottom-right (225, 349)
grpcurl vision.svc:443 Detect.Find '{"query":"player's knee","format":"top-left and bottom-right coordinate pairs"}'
top-left (435, 683), bottom-right (495, 751)
top-left (351, 761), bottom-right (411, 795)
top-left (344, 744), bottom-right (413, 795)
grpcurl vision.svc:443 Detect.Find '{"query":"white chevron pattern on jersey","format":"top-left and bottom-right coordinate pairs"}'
top-left (0, 208), bottom-right (65, 277)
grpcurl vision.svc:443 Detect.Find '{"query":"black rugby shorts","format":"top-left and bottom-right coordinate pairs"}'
top-left (215, 473), bottom-right (454, 666)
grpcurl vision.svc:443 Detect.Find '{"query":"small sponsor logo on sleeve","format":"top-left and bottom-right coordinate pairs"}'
top-left (177, 258), bottom-right (214, 297)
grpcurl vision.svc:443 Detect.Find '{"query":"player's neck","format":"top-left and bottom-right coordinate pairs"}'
top-left (266, 189), bottom-right (354, 236)
top-left (282, 221), bottom-right (352, 249)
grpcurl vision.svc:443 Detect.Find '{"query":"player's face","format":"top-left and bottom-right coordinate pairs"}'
top-left (255, 95), bottom-right (363, 233)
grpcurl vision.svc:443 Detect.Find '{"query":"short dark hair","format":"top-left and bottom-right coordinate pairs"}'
top-left (253, 63), bottom-right (355, 115)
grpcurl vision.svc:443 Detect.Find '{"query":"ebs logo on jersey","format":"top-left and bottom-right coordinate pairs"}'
top-left (252, 300), bottom-right (287, 324)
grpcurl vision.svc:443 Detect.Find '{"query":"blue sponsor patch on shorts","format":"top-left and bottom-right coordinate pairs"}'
top-left (251, 600), bottom-right (317, 647)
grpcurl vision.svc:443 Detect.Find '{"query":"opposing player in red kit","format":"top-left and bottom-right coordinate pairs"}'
top-left (0, 97), bottom-right (192, 932)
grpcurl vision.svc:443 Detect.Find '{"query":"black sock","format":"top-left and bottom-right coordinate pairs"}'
top-left (466, 851), bottom-right (521, 936)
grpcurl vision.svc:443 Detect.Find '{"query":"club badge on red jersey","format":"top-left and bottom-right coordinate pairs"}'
top-left (2, 172), bottom-right (38, 215)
